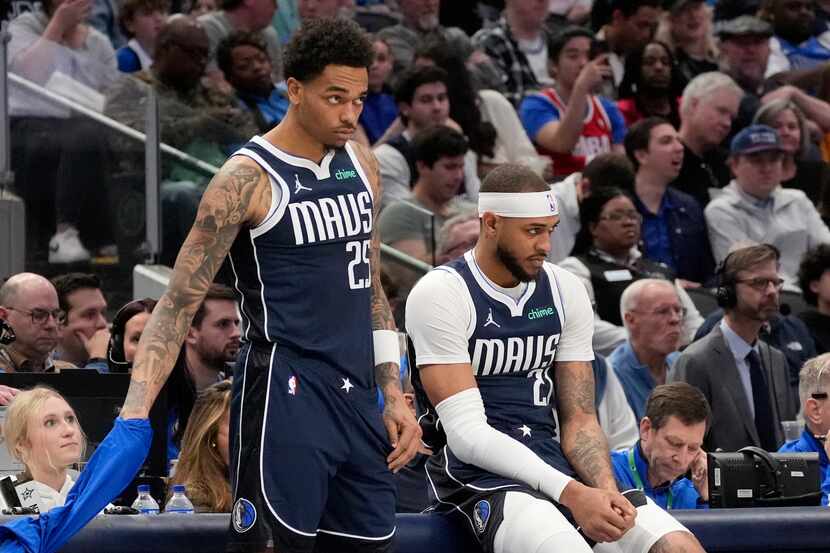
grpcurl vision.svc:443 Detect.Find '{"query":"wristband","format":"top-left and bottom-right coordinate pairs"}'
top-left (373, 330), bottom-right (400, 366)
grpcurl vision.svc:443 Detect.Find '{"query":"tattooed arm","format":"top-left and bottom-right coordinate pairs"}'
top-left (353, 141), bottom-right (422, 471)
top-left (120, 158), bottom-right (269, 419)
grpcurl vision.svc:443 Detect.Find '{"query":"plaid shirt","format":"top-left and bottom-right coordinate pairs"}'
top-left (472, 18), bottom-right (543, 107)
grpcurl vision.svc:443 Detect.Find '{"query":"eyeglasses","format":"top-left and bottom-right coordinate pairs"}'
top-left (4, 306), bottom-right (66, 325)
top-left (734, 277), bottom-right (785, 292)
top-left (633, 306), bottom-right (687, 318)
top-left (599, 210), bottom-right (642, 223)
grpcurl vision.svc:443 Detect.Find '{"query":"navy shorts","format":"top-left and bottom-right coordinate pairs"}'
top-left (227, 343), bottom-right (396, 553)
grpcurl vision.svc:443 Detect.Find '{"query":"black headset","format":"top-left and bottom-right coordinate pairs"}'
top-left (106, 299), bottom-right (156, 373)
top-left (715, 244), bottom-right (781, 309)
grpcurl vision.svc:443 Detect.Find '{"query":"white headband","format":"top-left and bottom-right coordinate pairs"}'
top-left (478, 191), bottom-right (559, 218)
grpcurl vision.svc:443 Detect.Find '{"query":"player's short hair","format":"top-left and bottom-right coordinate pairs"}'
top-left (547, 26), bottom-right (595, 63)
top-left (51, 273), bottom-right (103, 314)
top-left (118, 0), bottom-right (171, 38)
top-left (581, 152), bottom-right (635, 191)
top-left (624, 117), bottom-right (671, 170)
top-left (412, 126), bottom-right (468, 168)
top-left (217, 31), bottom-right (268, 77)
top-left (192, 284), bottom-right (237, 329)
top-left (798, 244), bottom-right (830, 306)
top-left (283, 18), bottom-right (373, 83)
top-left (479, 163), bottom-right (549, 194)
top-left (393, 65), bottom-right (449, 106)
top-left (645, 383), bottom-right (711, 431)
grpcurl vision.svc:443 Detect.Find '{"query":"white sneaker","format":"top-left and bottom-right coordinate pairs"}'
top-left (48, 227), bottom-right (91, 264)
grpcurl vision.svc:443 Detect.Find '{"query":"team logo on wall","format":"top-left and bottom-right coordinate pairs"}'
top-left (473, 500), bottom-right (491, 534)
top-left (233, 498), bottom-right (257, 533)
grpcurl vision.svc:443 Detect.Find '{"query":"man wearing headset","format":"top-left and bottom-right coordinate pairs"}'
top-left (670, 243), bottom-right (798, 452)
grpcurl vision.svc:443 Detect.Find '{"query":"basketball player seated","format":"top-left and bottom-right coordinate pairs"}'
top-left (406, 164), bottom-right (706, 553)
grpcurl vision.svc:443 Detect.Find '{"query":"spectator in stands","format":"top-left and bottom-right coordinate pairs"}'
top-left (549, 152), bottom-right (635, 264)
top-left (376, 0), bottom-right (473, 75)
top-left (2, 387), bottom-right (86, 513)
top-left (520, 26), bottom-right (627, 179)
top-left (674, 71), bottom-right (743, 207)
top-left (617, 41), bottom-right (684, 128)
top-left (374, 66), bottom-right (479, 209)
top-left (414, 38), bottom-right (549, 179)
top-left (705, 125), bottom-right (830, 292)
top-left (754, 100), bottom-right (830, 208)
top-left (763, 0), bottom-right (830, 74)
top-left (7, 0), bottom-right (119, 263)
top-left (594, 0), bottom-right (662, 88)
top-left (671, 243), bottom-right (798, 452)
top-left (168, 380), bottom-right (232, 512)
top-left (471, 0), bottom-right (552, 107)
top-left (190, 0), bottom-right (217, 16)
top-left (379, 126), bottom-right (471, 291)
top-left (298, 0), bottom-right (347, 20)
top-left (799, 245), bottom-right (830, 354)
top-left (106, 298), bottom-right (157, 372)
top-left (51, 273), bottom-right (109, 372)
top-left (435, 209), bottom-right (479, 265)
top-left (197, 0), bottom-right (281, 86)
top-left (611, 383), bottom-right (711, 509)
top-left (357, 36), bottom-right (397, 146)
top-left (611, 279), bottom-right (683, 420)
top-left (657, 0), bottom-right (718, 85)
top-left (625, 117), bottom-right (715, 285)
top-left (779, 353), bottom-right (830, 504)
top-left (115, 0), bottom-right (169, 73)
top-left (217, 31), bottom-right (288, 133)
top-left (0, 273), bottom-right (74, 376)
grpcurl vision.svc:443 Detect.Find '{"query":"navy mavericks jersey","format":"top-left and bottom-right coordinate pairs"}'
top-left (227, 136), bottom-right (375, 387)
top-left (411, 251), bottom-right (577, 494)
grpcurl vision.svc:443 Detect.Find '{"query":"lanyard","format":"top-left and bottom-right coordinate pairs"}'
top-left (627, 447), bottom-right (673, 509)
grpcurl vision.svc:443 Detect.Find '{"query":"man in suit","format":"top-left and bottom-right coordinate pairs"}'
top-left (670, 243), bottom-right (797, 452)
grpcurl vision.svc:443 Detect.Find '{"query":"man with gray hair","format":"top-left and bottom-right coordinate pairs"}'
top-left (779, 352), bottom-right (830, 505)
top-left (673, 71), bottom-right (743, 207)
top-left (610, 279), bottom-right (684, 421)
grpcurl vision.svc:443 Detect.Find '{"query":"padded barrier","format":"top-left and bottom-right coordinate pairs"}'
top-left (2, 508), bottom-right (829, 552)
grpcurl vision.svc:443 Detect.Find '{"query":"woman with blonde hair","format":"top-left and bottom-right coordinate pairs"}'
top-left (167, 379), bottom-right (231, 512)
top-left (2, 386), bottom-right (86, 513)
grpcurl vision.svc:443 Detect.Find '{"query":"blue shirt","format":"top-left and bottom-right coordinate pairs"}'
top-left (610, 340), bottom-right (678, 421)
top-left (239, 82), bottom-right (290, 131)
top-left (518, 93), bottom-right (627, 146)
top-left (636, 193), bottom-right (675, 271)
top-left (611, 442), bottom-right (705, 510)
top-left (779, 428), bottom-right (830, 505)
top-left (359, 92), bottom-right (398, 145)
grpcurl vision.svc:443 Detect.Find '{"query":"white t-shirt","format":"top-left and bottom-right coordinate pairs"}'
top-left (16, 473), bottom-right (74, 513)
top-left (406, 254), bottom-right (595, 366)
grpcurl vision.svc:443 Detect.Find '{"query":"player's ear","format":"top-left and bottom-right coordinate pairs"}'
top-left (480, 212), bottom-right (499, 237)
top-left (286, 77), bottom-right (303, 105)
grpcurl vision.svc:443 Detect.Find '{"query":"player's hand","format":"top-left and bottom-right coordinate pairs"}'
top-left (0, 385), bottom-right (20, 406)
top-left (574, 56), bottom-right (613, 94)
top-left (382, 388), bottom-right (423, 473)
top-left (559, 481), bottom-right (636, 543)
top-left (690, 449), bottom-right (709, 501)
top-left (78, 327), bottom-right (111, 359)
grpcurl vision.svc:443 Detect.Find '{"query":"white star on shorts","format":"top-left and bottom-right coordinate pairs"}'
top-left (341, 378), bottom-right (354, 393)
top-left (519, 425), bottom-right (532, 437)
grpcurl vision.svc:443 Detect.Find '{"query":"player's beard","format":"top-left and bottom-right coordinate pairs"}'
top-left (496, 242), bottom-right (535, 283)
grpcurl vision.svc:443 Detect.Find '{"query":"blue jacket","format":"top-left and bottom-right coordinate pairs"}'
top-left (779, 428), bottom-right (830, 505)
top-left (633, 187), bottom-right (715, 285)
top-left (610, 340), bottom-right (678, 422)
top-left (611, 442), bottom-right (706, 510)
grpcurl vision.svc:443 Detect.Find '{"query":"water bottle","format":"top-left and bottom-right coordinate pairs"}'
top-left (131, 484), bottom-right (160, 515)
top-left (164, 484), bottom-right (195, 515)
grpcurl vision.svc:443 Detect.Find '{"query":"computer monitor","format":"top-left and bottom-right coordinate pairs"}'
top-left (708, 447), bottom-right (822, 507)
top-left (0, 370), bottom-right (168, 479)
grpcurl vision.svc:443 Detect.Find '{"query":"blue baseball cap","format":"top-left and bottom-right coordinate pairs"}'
top-left (730, 125), bottom-right (784, 156)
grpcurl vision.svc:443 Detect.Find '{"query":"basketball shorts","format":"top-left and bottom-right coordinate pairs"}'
top-left (227, 343), bottom-right (396, 553)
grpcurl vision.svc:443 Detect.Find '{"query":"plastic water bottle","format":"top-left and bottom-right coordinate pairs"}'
top-left (131, 484), bottom-right (160, 515)
top-left (164, 484), bottom-right (195, 515)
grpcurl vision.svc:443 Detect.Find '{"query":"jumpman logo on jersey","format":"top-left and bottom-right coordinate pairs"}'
top-left (483, 308), bottom-right (500, 328)
top-left (294, 174), bottom-right (313, 194)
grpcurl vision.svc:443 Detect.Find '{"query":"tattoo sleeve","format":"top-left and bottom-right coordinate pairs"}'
top-left (121, 159), bottom-right (266, 418)
top-left (357, 143), bottom-right (400, 396)
top-left (555, 361), bottom-right (618, 491)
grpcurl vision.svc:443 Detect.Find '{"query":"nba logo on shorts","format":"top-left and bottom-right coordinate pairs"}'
top-left (233, 498), bottom-right (257, 533)
top-left (288, 375), bottom-right (297, 395)
top-left (473, 500), bottom-right (491, 534)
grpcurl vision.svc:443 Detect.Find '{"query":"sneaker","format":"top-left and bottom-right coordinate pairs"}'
top-left (48, 227), bottom-right (91, 264)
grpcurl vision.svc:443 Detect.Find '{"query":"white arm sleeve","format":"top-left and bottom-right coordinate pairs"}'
top-left (436, 387), bottom-right (574, 502)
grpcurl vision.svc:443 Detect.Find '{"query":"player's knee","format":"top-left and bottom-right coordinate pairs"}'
top-left (649, 530), bottom-right (704, 553)
top-left (493, 493), bottom-right (591, 553)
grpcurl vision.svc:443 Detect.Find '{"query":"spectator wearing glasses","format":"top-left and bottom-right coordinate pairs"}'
top-left (671, 243), bottom-right (798, 452)
top-left (704, 125), bottom-right (830, 292)
top-left (779, 353), bottom-right (830, 505)
top-left (0, 273), bottom-right (75, 380)
top-left (610, 279), bottom-right (685, 421)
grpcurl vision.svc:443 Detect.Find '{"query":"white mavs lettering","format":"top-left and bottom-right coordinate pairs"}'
top-left (471, 334), bottom-right (559, 376)
top-left (288, 190), bottom-right (372, 245)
